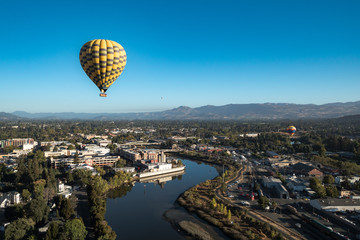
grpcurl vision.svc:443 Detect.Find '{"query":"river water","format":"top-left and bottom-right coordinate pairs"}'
top-left (105, 159), bottom-right (220, 240)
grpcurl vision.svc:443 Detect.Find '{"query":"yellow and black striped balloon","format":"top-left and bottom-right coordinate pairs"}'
top-left (79, 39), bottom-right (127, 94)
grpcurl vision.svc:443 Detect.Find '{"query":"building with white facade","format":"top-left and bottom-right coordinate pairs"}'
top-left (93, 138), bottom-right (112, 147)
top-left (23, 142), bottom-right (37, 150)
top-left (57, 180), bottom-right (72, 198)
top-left (40, 141), bottom-right (70, 147)
top-left (44, 149), bottom-right (76, 158)
top-left (310, 198), bottom-right (360, 212)
top-left (0, 191), bottom-right (21, 208)
top-left (8, 149), bottom-right (32, 158)
top-left (114, 167), bottom-right (135, 173)
top-left (82, 144), bottom-right (110, 156)
top-left (70, 164), bottom-right (98, 175)
top-left (335, 176), bottom-right (360, 184)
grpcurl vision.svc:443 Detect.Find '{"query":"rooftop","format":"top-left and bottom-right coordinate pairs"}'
top-left (316, 198), bottom-right (360, 207)
top-left (263, 176), bottom-right (282, 183)
top-left (290, 162), bottom-right (317, 172)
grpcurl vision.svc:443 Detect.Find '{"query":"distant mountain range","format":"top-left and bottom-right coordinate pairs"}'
top-left (0, 112), bottom-right (23, 121)
top-left (2, 101), bottom-right (360, 120)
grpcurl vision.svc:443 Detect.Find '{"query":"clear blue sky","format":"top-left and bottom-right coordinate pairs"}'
top-left (1, 0), bottom-right (359, 113)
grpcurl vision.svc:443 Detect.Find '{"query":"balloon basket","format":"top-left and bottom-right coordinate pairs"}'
top-left (100, 93), bottom-right (107, 97)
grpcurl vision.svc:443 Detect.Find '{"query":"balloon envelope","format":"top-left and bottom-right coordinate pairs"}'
top-left (286, 126), bottom-right (296, 136)
top-left (79, 39), bottom-right (127, 94)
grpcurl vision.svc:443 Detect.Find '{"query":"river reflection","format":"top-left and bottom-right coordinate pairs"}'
top-left (105, 159), bottom-right (219, 240)
top-left (107, 183), bottom-right (134, 199)
top-left (139, 170), bottom-right (185, 185)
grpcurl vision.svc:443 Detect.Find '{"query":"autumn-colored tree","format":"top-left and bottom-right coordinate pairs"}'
top-left (227, 209), bottom-right (232, 221)
top-left (211, 198), bottom-right (217, 209)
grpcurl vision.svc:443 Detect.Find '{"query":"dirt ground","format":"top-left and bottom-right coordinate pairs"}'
top-left (164, 206), bottom-right (229, 240)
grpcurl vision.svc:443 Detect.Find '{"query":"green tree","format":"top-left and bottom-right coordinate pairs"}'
top-left (310, 177), bottom-right (321, 190)
top-left (5, 204), bottom-right (24, 222)
top-left (310, 177), bottom-right (326, 198)
top-left (27, 235), bottom-right (36, 240)
top-left (312, 142), bottom-right (326, 157)
top-left (115, 158), bottom-right (126, 168)
top-left (25, 197), bottom-right (49, 224)
top-left (44, 167), bottom-right (57, 191)
top-left (60, 198), bottom-right (75, 220)
top-left (21, 189), bottom-right (31, 202)
top-left (107, 144), bottom-right (117, 154)
top-left (95, 221), bottom-right (117, 240)
top-left (34, 150), bottom-right (46, 163)
top-left (32, 179), bottom-right (46, 198)
top-left (258, 196), bottom-right (269, 210)
top-left (317, 186), bottom-right (327, 198)
top-left (61, 219), bottom-right (87, 240)
top-left (5, 218), bottom-right (35, 240)
top-left (67, 145), bottom-right (76, 150)
top-left (45, 221), bottom-right (61, 240)
top-left (41, 144), bottom-right (51, 151)
top-left (354, 142), bottom-right (360, 158)
top-left (16, 157), bottom-right (33, 185)
top-left (89, 175), bottom-right (109, 196)
top-left (0, 163), bottom-right (7, 181)
top-left (95, 166), bottom-right (106, 176)
top-left (271, 201), bottom-right (278, 212)
top-left (73, 169), bottom-right (92, 187)
top-left (74, 151), bottom-right (80, 164)
top-left (326, 185), bottom-right (339, 197)
top-left (323, 175), bottom-right (335, 184)
top-left (3, 146), bottom-right (15, 154)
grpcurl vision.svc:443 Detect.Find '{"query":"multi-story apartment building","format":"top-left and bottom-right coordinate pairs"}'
top-left (1, 138), bottom-right (34, 147)
top-left (50, 156), bottom-right (119, 168)
top-left (119, 148), bottom-right (167, 163)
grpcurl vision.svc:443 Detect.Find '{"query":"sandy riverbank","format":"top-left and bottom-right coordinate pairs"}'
top-left (164, 206), bottom-right (229, 240)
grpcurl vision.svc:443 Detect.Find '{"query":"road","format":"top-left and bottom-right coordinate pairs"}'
top-left (73, 187), bottom-right (95, 240)
top-left (221, 159), bottom-right (355, 240)
top-left (214, 164), bottom-right (306, 240)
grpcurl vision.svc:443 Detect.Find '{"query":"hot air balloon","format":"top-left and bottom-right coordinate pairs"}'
top-left (286, 126), bottom-right (296, 136)
top-left (79, 39), bottom-right (127, 97)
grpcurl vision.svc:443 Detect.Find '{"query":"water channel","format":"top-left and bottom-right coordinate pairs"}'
top-left (105, 159), bottom-right (221, 239)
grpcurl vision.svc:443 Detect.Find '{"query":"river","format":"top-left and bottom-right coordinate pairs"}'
top-left (105, 159), bottom-right (220, 240)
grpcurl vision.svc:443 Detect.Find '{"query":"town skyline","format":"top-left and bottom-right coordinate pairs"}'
top-left (1, 118), bottom-right (360, 239)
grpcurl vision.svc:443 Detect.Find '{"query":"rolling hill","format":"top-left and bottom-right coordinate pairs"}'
top-left (10, 101), bottom-right (360, 120)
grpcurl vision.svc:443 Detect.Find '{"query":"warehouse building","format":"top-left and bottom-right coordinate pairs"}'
top-left (310, 198), bottom-right (360, 212)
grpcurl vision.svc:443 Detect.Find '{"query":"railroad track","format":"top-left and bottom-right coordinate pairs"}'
top-left (247, 209), bottom-right (306, 240)
top-left (214, 166), bottom-right (306, 240)
top-left (285, 210), bottom-right (330, 240)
